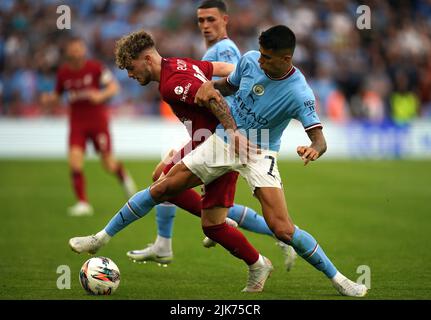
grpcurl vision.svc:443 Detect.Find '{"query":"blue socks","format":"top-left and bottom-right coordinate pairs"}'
top-left (152, 203), bottom-right (275, 239)
top-left (156, 203), bottom-right (177, 238)
top-left (105, 188), bottom-right (157, 236)
top-left (289, 227), bottom-right (337, 278)
top-left (228, 204), bottom-right (274, 236)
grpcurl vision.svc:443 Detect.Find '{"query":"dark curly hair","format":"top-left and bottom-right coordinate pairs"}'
top-left (259, 25), bottom-right (296, 54)
top-left (115, 30), bottom-right (155, 70)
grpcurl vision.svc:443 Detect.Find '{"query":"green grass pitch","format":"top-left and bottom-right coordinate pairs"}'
top-left (0, 159), bottom-right (430, 300)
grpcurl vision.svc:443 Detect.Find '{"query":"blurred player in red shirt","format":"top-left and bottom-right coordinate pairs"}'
top-left (42, 37), bottom-right (136, 216)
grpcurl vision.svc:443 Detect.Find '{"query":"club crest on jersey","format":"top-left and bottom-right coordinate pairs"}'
top-left (252, 84), bottom-right (265, 96)
top-left (174, 86), bottom-right (184, 95)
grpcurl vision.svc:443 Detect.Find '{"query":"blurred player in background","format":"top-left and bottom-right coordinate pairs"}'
top-left (127, 0), bottom-right (297, 271)
top-left (41, 37), bottom-right (136, 216)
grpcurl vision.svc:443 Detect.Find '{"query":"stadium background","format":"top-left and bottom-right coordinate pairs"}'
top-left (0, 0), bottom-right (430, 300)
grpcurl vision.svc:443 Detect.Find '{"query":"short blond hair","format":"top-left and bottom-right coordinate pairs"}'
top-left (115, 30), bottom-right (155, 70)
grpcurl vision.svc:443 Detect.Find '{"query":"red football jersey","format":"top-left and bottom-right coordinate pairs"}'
top-left (56, 59), bottom-right (111, 125)
top-left (159, 57), bottom-right (219, 147)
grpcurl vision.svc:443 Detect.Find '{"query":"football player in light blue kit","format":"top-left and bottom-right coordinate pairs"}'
top-left (190, 25), bottom-right (368, 297)
top-left (69, 25), bottom-right (368, 296)
top-left (126, 0), bottom-right (296, 269)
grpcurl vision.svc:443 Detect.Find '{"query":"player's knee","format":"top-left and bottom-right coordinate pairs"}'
top-left (69, 155), bottom-right (83, 171)
top-left (152, 170), bottom-right (161, 182)
top-left (150, 177), bottom-right (176, 201)
top-left (272, 224), bottom-right (295, 243)
top-left (101, 156), bottom-right (116, 173)
top-left (150, 182), bottom-right (167, 201)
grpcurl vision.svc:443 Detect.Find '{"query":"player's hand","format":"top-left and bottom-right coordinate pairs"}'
top-left (229, 130), bottom-right (260, 163)
top-left (40, 92), bottom-right (55, 106)
top-left (194, 81), bottom-right (220, 106)
top-left (297, 146), bottom-right (319, 166)
top-left (86, 89), bottom-right (105, 104)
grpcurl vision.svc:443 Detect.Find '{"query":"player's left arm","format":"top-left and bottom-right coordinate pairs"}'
top-left (87, 68), bottom-right (120, 104)
top-left (297, 127), bottom-right (327, 166)
top-left (211, 62), bottom-right (235, 78)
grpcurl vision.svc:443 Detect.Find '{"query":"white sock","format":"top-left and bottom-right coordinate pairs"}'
top-left (154, 235), bottom-right (172, 255)
top-left (249, 254), bottom-right (265, 269)
top-left (330, 271), bottom-right (346, 285)
top-left (96, 230), bottom-right (111, 245)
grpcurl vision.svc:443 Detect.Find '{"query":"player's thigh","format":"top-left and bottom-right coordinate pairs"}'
top-left (155, 141), bottom-right (194, 181)
top-left (182, 134), bottom-right (233, 185)
top-left (238, 150), bottom-right (283, 193)
top-left (201, 207), bottom-right (230, 227)
top-left (150, 162), bottom-right (203, 201)
top-left (254, 187), bottom-right (295, 238)
top-left (153, 149), bottom-right (178, 181)
top-left (202, 171), bottom-right (238, 210)
top-left (237, 151), bottom-right (295, 233)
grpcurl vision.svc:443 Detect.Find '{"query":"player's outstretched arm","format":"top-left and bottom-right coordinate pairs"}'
top-left (87, 79), bottom-right (120, 104)
top-left (40, 92), bottom-right (61, 114)
top-left (297, 127), bottom-right (327, 166)
top-left (211, 62), bottom-right (234, 77)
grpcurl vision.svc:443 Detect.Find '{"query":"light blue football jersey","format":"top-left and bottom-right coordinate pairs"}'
top-left (222, 50), bottom-right (322, 152)
top-left (202, 38), bottom-right (241, 109)
top-left (201, 38), bottom-right (241, 81)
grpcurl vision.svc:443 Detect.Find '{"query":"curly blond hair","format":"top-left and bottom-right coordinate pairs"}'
top-left (115, 30), bottom-right (155, 70)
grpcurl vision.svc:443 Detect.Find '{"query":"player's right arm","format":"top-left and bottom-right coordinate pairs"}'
top-left (210, 62), bottom-right (234, 78)
top-left (195, 52), bottom-right (247, 104)
top-left (297, 127), bottom-right (327, 166)
top-left (40, 66), bottom-right (64, 109)
top-left (40, 91), bottom-right (60, 107)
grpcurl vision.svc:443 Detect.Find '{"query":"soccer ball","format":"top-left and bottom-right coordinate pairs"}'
top-left (79, 257), bottom-right (121, 295)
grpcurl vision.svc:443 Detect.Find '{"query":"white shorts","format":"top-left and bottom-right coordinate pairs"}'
top-left (182, 134), bottom-right (282, 193)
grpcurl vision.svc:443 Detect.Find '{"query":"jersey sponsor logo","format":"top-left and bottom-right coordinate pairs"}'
top-left (304, 100), bottom-right (316, 115)
top-left (304, 100), bottom-right (315, 108)
top-left (235, 96), bottom-right (269, 126)
top-left (174, 86), bottom-right (184, 95)
top-left (180, 83), bottom-right (192, 102)
top-left (252, 84), bottom-right (265, 96)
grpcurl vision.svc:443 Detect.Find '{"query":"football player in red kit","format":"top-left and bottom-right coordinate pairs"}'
top-left (70, 30), bottom-right (273, 292)
top-left (42, 37), bottom-right (136, 216)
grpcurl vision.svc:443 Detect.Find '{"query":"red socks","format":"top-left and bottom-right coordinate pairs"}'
top-left (168, 190), bottom-right (260, 266)
top-left (71, 170), bottom-right (87, 202)
top-left (202, 222), bottom-right (259, 265)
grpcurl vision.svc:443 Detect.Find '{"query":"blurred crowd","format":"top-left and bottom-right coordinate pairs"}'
top-left (1, 0), bottom-right (431, 124)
